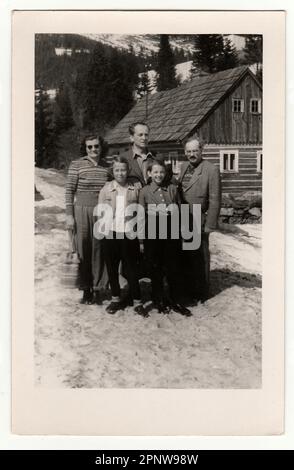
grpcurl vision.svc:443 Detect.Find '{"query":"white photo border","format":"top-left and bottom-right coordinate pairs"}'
top-left (11, 9), bottom-right (284, 436)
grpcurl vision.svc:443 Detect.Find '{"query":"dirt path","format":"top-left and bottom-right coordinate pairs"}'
top-left (35, 168), bottom-right (262, 388)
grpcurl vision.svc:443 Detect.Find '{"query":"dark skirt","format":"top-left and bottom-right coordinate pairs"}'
top-left (74, 204), bottom-right (108, 291)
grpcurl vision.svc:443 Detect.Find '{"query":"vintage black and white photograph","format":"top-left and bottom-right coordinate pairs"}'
top-left (33, 31), bottom-right (263, 390)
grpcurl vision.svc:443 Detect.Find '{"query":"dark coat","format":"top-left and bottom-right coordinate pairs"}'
top-left (178, 159), bottom-right (221, 231)
top-left (118, 147), bottom-right (156, 186)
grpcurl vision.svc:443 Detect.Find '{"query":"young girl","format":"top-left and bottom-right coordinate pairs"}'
top-left (97, 156), bottom-right (147, 317)
top-left (139, 159), bottom-right (192, 316)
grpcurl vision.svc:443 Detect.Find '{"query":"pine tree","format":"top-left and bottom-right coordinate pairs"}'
top-left (136, 63), bottom-right (155, 99)
top-left (216, 38), bottom-right (239, 71)
top-left (243, 35), bottom-right (262, 84)
top-left (105, 48), bottom-right (140, 128)
top-left (192, 35), bottom-right (224, 74)
top-left (128, 44), bottom-right (135, 55)
top-left (55, 81), bottom-right (74, 133)
top-left (173, 46), bottom-right (186, 65)
top-left (243, 35), bottom-right (262, 66)
top-left (149, 51), bottom-right (157, 69)
top-left (105, 49), bottom-right (132, 126)
top-left (80, 44), bottom-right (139, 133)
top-left (82, 44), bottom-right (110, 132)
top-left (35, 88), bottom-right (57, 168)
top-left (137, 71), bottom-right (150, 99)
top-left (156, 35), bottom-right (178, 91)
top-left (255, 66), bottom-right (263, 85)
top-left (73, 53), bottom-right (91, 130)
top-left (192, 35), bottom-right (239, 75)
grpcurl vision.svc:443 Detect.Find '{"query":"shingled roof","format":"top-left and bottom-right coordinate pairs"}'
top-left (106, 65), bottom-right (260, 145)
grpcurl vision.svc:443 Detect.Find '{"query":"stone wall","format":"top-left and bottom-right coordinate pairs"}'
top-left (220, 192), bottom-right (262, 224)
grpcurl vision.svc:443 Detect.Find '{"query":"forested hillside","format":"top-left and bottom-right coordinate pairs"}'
top-left (35, 34), bottom-right (144, 168)
top-left (35, 34), bottom-right (261, 169)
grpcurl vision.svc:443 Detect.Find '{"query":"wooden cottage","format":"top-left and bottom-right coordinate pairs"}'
top-left (106, 65), bottom-right (262, 194)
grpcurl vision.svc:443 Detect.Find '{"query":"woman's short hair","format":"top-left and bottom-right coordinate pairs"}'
top-left (80, 134), bottom-right (108, 158)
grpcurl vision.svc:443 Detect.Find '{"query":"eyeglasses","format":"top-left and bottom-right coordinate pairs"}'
top-left (87, 144), bottom-right (100, 149)
top-left (185, 150), bottom-right (201, 155)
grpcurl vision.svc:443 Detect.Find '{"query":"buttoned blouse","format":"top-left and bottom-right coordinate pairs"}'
top-left (139, 182), bottom-right (180, 215)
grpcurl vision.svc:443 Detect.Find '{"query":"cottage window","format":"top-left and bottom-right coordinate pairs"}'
top-left (220, 150), bottom-right (239, 173)
top-left (250, 98), bottom-right (262, 114)
top-left (257, 151), bottom-right (263, 172)
top-left (164, 151), bottom-right (178, 165)
top-left (232, 98), bottom-right (244, 113)
top-left (169, 151), bottom-right (178, 159)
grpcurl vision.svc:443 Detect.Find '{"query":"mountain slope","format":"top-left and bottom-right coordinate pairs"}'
top-left (84, 33), bottom-right (195, 56)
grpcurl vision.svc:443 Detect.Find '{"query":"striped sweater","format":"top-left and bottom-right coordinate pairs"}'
top-left (65, 157), bottom-right (110, 216)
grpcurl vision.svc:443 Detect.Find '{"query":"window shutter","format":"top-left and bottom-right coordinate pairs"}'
top-left (257, 151), bottom-right (262, 172)
top-left (232, 99), bottom-right (238, 112)
top-left (232, 99), bottom-right (243, 112)
top-left (235, 150), bottom-right (239, 172)
top-left (220, 152), bottom-right (224, 173)
top-left (169, 151), bottom-right (178, 159)
top-left (250, 99), bottom-right (254, 113)
top-left (258, 99), bottom-right (262, 114)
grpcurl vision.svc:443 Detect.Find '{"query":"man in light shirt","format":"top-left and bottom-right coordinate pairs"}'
top-left (119, 122), bottom-right (156, 186)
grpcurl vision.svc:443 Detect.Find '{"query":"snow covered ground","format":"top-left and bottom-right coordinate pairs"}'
top-left (35, 168), bottom-right (262, 388)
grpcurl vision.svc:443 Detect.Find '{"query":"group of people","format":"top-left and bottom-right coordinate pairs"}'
top-left (65, 122), bottom-right (221, 318)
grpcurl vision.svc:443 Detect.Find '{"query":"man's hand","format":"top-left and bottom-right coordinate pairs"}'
top-left (66, 214), bottom-right (75, 230)
top-left (139, 243), bottom-right (144, 254)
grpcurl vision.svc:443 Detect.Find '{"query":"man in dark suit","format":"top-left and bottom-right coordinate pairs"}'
top-left (178, 136), bottom-right (221, 302)
top-left (110, 122), bottom-right (156, 291)
top-left (118, 122), bottom-right (156, 186)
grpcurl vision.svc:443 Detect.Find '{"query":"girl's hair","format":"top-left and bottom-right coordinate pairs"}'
top-left (80, 134), bottom-right (108, 158)
top-left (146, 158), bottom-right (171, 185)
top-left (112, 155), bottom-right (129, 170)
top-left (146, 158), bottom-right (166, 173)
